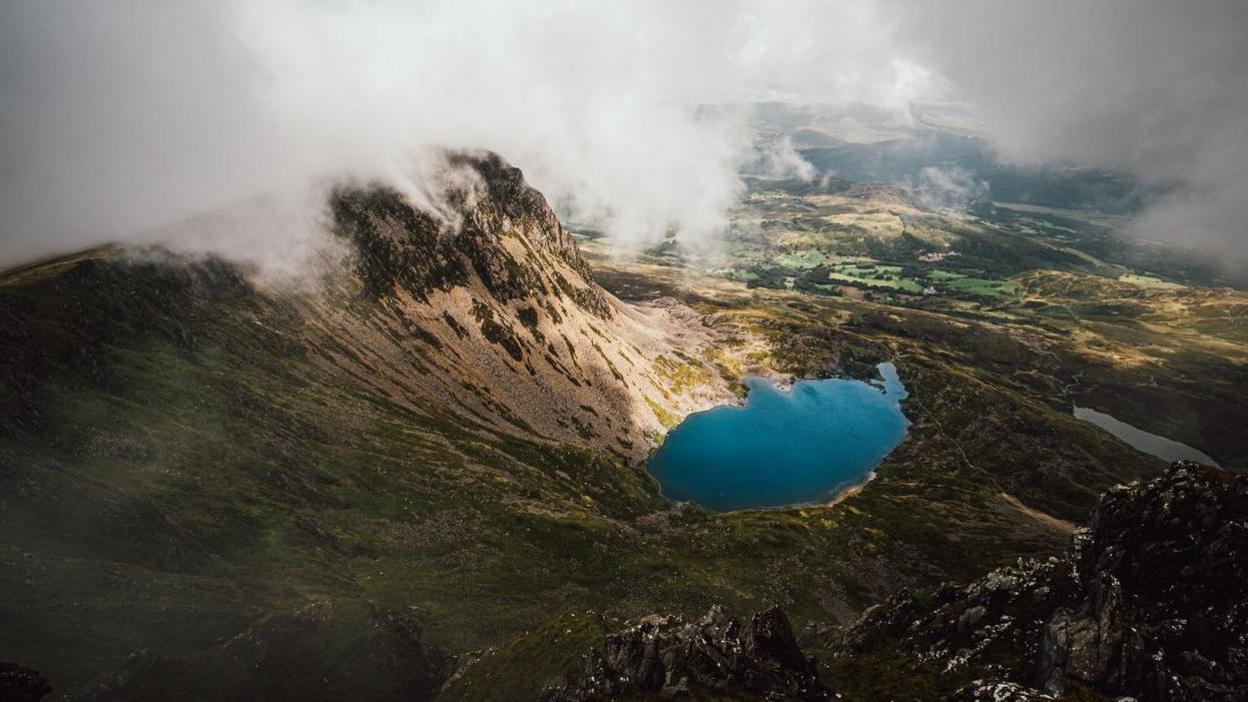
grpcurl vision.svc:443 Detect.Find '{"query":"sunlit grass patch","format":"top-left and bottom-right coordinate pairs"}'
top-left (1119, 273), bottom-right (1184, 290)
top-left (942, 277), bottom-right (1019, 299)
top-left (772, 250), bottom-right (828, 268)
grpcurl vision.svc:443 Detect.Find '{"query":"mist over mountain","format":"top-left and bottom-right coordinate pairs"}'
top-left (3, 1), bottom-right (1244, 272)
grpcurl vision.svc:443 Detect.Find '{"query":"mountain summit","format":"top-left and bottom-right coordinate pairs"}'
top-left (319, 150), bottom-right (732, 461)
top-left (0, 152), bottom-right (731, 695)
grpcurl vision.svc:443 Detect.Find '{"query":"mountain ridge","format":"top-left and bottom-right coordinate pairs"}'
top-left (0, 151), bottom-right (735, 694)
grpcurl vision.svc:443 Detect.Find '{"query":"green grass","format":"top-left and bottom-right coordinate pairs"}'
top-left (941, 276), bottom-right (1019, 298)
top-left (926, 269), bottom-right (967, 282)
top-left (827, 271), bottom-right (923, 293)
top-left (654, 353), bottom-right (714, 393)
top-left (922, 269), bottom-right (1018, 298)
top-left (440, 611), bottom-right (623, 701)
top-left (772, 250), bottom-right (829, 269)
top-left (831, 263), bottom-right (902, 278)
top-left (1119, 273), bottom-right (1184, 290)
top-left (645, 396), bottom-right (681, 429)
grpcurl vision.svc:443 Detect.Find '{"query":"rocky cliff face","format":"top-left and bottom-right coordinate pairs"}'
top-left (317, 150), bottom-right (731, 461)
top-left (332, 152), bottom-right (607, 313)
top-left (828, 461), bottom-right (1248, 701)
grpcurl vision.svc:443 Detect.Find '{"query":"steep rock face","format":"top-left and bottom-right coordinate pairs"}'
top-left (0, 663), bottom-right (52, 701)
top-left (332, 151), bottom-right (606, 313)
top-left (541, 606), bottom-right (829, 701)
top-left (318, 150), bottom-right (730, 461)
top-left (828, 462), bottom-right (1248, 701)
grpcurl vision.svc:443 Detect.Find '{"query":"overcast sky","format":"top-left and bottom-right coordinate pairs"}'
top-left (2, 0), bottom-right (1245, 272)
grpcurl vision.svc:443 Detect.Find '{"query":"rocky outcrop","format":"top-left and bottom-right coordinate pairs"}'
top-left (0, 663), bottom-right (52, 701)
top-left (319, 149), bottom-right (731, 461)
top-left (829, 461), bottom-right (1248, 701)
top-left (330, 150), bottom-right (608, 316)
top-left (541, 606), bottom-right (829, 701)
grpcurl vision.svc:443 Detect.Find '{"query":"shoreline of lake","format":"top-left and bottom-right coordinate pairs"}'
top-left (648, 362), bottom-right (909, 511)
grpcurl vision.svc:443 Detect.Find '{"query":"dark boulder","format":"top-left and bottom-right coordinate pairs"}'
top-left (542, 605), bottom-right (829, 701)
top-left (0, 663), bottom-right (52, 701)
top-left (827, 462), bottom-right (1248, 701)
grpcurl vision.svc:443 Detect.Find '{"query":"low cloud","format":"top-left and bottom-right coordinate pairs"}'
top-left (892, 0), bottom-right (1248, 272)
top-left (904, 166), bottom-right (987, 213)
top-left (1, 1), bottom-right (1244, 274)
top-left (745, 136), bottom-right (816, 182)
top-left (0, 0), bottom-right (939, 273)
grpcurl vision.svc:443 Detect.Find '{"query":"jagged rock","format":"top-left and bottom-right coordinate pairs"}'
top-left (828, 462), bottom-right (1248, 701)
top-left (316, 148), bottom-right (726, 461)
top-left (331, 150), bottom-right (609, 317)
top-left (950, 679), bottom-right (1055, 701)
top-left (0, 663), bottom-right (53, 701)
top-left (541, 606), bottom-right (829, 700)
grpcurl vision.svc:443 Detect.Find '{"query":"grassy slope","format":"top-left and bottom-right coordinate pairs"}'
top-left (0, 250), bottom-right (676, 687)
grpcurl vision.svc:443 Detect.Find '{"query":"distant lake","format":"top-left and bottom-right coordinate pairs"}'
top-left (648, 363), bottom-right (909, 510)
top-left (1074, 406), bottom-right (1219, 466)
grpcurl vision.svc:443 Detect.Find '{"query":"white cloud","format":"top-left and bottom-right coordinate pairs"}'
top-left (891, 0), bottom-right (1248, 271)
top-left (905, 166), bottom-right (987, 213)
top-left (746, 136), bottom-right (816, 182)
top-left (1, 0), bottom-right (1244, 273)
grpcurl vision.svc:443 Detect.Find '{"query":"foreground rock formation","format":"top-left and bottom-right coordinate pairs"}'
top-left (830, 461), bottom-right (1248, 700)
top-left (541, 606), bottom-right (828, 701)
top-left (543, 462), bottom-right (1246, 701)
top-left (0, 663), bottom-right (52, 702)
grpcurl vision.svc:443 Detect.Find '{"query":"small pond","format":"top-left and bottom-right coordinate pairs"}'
top-left (1073, 406), bottom-right (1219, 466)
top-left (647, 362), bottom-right (909, 510)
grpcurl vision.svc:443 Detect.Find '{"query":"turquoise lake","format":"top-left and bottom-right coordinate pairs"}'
top-left (648, 362), bottom-right (910, 510)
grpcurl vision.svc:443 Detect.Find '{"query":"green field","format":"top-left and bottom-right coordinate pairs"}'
top-left (941, 276), bottom-right (1019, 298)
top-left (927, 269), bottom-right (967, 281)
top-left (1119, 272), bottom-right (1184, 289)
top-left (772, 250), bottom-right (828, 268)
top-left (826, 271), bottom-right (923, 293)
